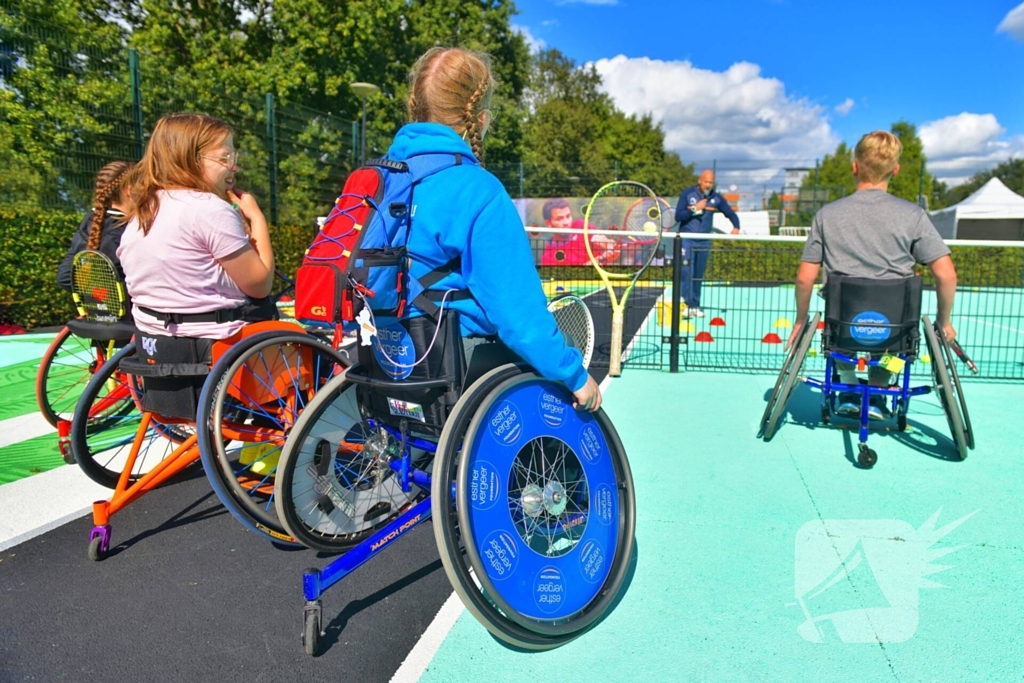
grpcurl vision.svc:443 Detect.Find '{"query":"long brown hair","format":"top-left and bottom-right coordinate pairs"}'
top-left (87, 161), bottom-right (133, 250)
top-left (125, 113), bottom-right (233, 235)
top-left (406, 47), bottom-right (496, 161)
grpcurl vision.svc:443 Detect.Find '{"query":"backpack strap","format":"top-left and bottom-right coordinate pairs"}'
top-left (396, 153), bottom-right (479, 318)
top-left (409, 255), bottom-right (475, 318)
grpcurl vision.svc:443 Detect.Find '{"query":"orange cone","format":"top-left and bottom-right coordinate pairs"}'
top-left (762, 332), bottom-right (782, 344)
top-left (695, 331), bottom-right (714, 342)
top-left (710, 317), bottom-right (726, 326)
top-left (816, 319), bottom-right (824, 330)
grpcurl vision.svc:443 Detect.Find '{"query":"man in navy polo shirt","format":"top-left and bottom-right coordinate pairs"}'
top-left (674, 169), bottom-right (740, 317)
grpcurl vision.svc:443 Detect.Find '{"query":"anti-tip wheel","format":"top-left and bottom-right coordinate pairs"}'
top-left (857, 445), bottom-right (877, 469)
top-left (302, 606), bottom-right (321, 657)
top-left (87, 535), bottom-right (106, 561)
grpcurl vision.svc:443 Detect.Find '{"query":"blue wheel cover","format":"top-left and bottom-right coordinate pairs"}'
top-left (464, 379), bottom-right (619, 620)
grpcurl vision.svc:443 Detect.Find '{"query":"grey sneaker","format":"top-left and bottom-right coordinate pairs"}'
top-left (867, 397), bottom-right (890, 421)
top-left (686, 307), bottom-right (705, 318)
top-left (836, 392), bottom-right (860, 416)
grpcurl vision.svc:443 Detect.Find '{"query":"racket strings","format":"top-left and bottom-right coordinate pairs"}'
top-left (72, 252), bottom-right (126, 321)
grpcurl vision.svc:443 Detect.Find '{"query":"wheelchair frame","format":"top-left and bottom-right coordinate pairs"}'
top-left (760, 312), bottom-right (974, 468)
top-left (276, 360), bottom-right (637, 655)
top-left (69, 321), bottom-right (349, 560)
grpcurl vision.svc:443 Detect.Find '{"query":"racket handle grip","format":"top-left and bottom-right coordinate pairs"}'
top-left (609, 310), bottom-right (624, 377)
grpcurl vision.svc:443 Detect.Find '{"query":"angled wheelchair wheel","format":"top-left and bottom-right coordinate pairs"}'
top-left (922, 317), bottom-right (969, 459)
top-left (937, 329), bottom-right (974, 451)
top-left (196, 331), bottom-right (349, 545)
top-left (36, 326), bottom-right (107, 427)
top-left (70, 343), bottom-right (188, 488)
top-left (274, 372), bottom-right (427, 552)
top-left (432, 364), bottom-right (636, 650)
top-left (760, 312), bottom-right (819, 441)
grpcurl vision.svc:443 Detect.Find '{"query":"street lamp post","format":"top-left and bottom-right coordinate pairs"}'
top-left (350, 82), bottom-right (380, 165)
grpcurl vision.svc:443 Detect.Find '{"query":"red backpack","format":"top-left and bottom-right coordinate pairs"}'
top-left (295, 154), bottom-right (474, 328)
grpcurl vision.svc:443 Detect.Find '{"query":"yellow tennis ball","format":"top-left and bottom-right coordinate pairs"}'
top-left (643, 220), bottom-right (658, 232)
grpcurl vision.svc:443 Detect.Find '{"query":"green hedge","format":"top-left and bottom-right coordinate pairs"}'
top-left (0, 208), bottom-right (81, 328)
top-left (0, 207), bottom-right (316, 329)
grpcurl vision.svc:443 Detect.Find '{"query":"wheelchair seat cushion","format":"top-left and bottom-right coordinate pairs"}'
top-left (824, 275), bottom-right (922, 355)
top-left (118, 333), bottom-right (214, 420)
top-left (66, 318), bottom-right (137, 342)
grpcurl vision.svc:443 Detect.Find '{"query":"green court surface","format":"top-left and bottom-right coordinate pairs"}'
top-left (420, 369), bottom-right (1024, 683)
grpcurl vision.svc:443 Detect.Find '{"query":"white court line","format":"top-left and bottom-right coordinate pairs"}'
top-left (389, 591), bottom-right (467, 683)
top-left (963, 316), bottom-right (1024, 335)
top-left (0, 465), bottom-right (109, 552)
top-left (389, 363), bottom-right (618, 683)
top-left (0, 412), bottom-right (55, 450)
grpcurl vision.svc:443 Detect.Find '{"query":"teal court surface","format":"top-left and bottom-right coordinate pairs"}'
top-left (1, 330), bottom-right (1022, 682)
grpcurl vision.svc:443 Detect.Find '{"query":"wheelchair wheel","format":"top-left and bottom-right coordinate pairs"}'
top-left (36, 326), bottom-right (107, 427)
top-left (274, 371), bottom-right (427, 552)
top-left (196, 331), bottom-right (349, 545)
top-left (922, 317), bottom-right (970, 459)
top-left (760, 312), bottom-right (819, 441)
top-left (938, 331), bottom-right (974, 451)
top-left (70, 343), bottom-right (188, 488)
top-left (432, 364), bottom-right (636, 650)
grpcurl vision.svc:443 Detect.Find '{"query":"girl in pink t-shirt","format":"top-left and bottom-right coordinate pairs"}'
top-left (118, 113), bottom-right (276, 339)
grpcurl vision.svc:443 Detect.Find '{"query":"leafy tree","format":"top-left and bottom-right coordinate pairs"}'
top-left (518, 49), bottom-right (694, 197)
top-left (0, 0), bottom-right (133, 209)
top-left (889, 120), bottom-right (932, 205)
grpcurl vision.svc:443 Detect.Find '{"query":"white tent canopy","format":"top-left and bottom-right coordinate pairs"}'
top-left (929, 177), bottom-right (1024, 240)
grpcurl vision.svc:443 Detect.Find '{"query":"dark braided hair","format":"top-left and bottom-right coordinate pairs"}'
top-left (87, 161), bottom-right (133, 251)
top-left (406, 47), bottom-right (496, 162)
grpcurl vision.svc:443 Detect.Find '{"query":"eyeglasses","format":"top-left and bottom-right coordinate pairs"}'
top-left (201, 150), bottom-right (240, 167)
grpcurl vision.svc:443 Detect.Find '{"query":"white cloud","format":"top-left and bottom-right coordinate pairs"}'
top-left (834, 98), bottom-right (855, 116)
top-left (591, 55), bottom-right (837, 162)
top-left (997, 2), bottom-right (1024, 40)
top-left (512, 24), bottom-right (545, 54)
top-left (920, 113), bottom-right (1005, 159)
top-left (920, 112), bottom-right (1024, 184)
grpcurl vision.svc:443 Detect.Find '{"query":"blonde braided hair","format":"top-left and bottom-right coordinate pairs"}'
top-left (87, 161), bottom-right (133, 251)
top-left (406, 47), bottom-right (496, 161)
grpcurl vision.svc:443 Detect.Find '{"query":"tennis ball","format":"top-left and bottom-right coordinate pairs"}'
top-left (972, 287), bottom-right (979, 292)
top-left (642, 220), bottom-right (658, 232)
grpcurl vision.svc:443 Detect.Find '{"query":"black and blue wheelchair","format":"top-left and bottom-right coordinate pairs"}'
top-left (759, 275), bottom-right (975, 468)
top-left (271, 311), bottom-right (637, 654)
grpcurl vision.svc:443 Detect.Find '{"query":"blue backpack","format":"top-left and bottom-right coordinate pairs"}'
top-left (295, 153), bottom-right (476, 325)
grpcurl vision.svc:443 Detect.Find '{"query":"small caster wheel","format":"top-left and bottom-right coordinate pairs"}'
top-left (88, 535), bottom-right (106, 561)
top-left (302, 602), bottom-right (322, 657)
top-left (821, 406), bottom-right (831, 425)
top-left (897, 413), bottom-right (907, 431)
top-left (88, 525), bottom-right (111, 561)
top-left (857, 445), bottom-right (877, 469)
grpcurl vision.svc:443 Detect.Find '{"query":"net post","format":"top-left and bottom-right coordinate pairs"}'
top-left (670, 228), bottom-right (682, 373)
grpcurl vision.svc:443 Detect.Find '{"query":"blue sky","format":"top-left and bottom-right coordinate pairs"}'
top-left (511, 0), bottom-right (1024, 185)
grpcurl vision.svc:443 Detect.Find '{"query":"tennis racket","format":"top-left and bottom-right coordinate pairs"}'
top-left (548, 295), bottom-right (595, 370)
top-left (621, 196), bottom-right (671, 266)
top-left (948, 339), bottom-right (979, 374)
top-left (71, 250), bottom-right (128, 323)
top-left (583, 180), bottom-right (666, 376)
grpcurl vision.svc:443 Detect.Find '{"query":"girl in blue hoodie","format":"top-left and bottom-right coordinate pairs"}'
top-left (392, 47), bottom-right (601, 411)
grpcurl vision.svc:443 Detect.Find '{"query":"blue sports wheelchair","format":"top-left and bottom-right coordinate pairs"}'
top-left (271, 309), bottom-right (636, 654)
top-left (759, 275), bottom-right (975, 468)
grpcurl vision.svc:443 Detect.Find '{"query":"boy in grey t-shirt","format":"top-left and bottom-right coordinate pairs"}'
top-left (789, 131), bottom-right (959, 418)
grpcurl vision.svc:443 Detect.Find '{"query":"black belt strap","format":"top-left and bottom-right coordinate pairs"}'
top-left (138, 305), bottom-right (245, 327)
top-left (412, 256), bottom-right (471, 317)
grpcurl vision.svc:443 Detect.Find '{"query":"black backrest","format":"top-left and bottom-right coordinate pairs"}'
top-left (823, 275), bottom-right (922, 355)
top-left (356, 311), bottom-right (467, 435)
